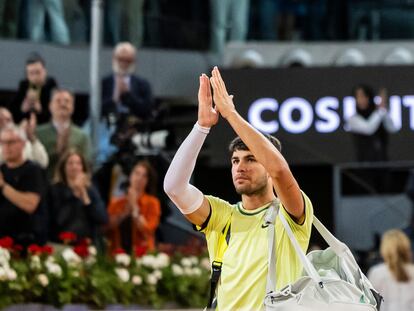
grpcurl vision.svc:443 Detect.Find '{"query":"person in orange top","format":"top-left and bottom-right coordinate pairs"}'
top-left (107, 160), bottom-right (161, 253)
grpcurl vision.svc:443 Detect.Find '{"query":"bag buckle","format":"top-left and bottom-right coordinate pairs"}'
top-left (280, 284), bottom-right (292, 296)
top-left (212, 261), bottom-right (222, 270)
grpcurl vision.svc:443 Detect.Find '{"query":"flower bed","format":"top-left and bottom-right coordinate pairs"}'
top-left (0, 236), bottom-right (211, 309)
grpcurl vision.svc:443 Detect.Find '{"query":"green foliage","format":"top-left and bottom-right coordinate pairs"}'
top-left (0, 247), bottom-right (211, 309)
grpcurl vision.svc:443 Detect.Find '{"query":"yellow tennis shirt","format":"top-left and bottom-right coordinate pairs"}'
top-left (198, 191), bottom-right (313, 311)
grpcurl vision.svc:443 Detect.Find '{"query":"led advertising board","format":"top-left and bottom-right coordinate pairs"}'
top-left (207, 66), bottom-right (414, 166)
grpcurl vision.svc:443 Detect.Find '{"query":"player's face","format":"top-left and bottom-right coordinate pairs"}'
top-left (231, 149), bottom-right (270, 196)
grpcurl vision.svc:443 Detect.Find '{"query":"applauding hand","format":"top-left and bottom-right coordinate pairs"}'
top-left (210, 66), bottom-right (236, 119)
top-left (197, 73), bottom-right (219, 128)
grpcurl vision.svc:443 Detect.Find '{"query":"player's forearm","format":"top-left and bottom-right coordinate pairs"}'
top-left (163, 123), bottom-right (208, 214)
top-left (226, 111), bottom-right (289, 176)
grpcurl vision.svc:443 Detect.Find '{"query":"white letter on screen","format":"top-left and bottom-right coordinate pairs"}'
top-left (279, 97), bottom-right (313, 134)
top-left (248, 98), bottom-right (279, 133)
top-left (315, 97), bottom-right (340, 133)
top-left (390, 95), bottom-right (402, 130)
top-left (403, 96), bottom-right (414, 130)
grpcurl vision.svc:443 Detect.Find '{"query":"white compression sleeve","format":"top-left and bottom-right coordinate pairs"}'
top-left (163, 122), bottom-right (209, 214)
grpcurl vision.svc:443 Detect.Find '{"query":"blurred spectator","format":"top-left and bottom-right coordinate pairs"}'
top-left (368, 229), bottom-right (414, 311)
top-left (0, 0), bottom-right (21, 38)
top-left (99, 42), bottom-right (154, 166)
top-left (120, 0), bottom-right (145, 47)
top-left (0, 124), bottom-right (46, 246)
top-left (47, 149), bottom-right (107, 246)
top-left (210, 0), bottom-right (250, 53)
top-left (62, 0), bottom-right (88, 44)
top-left (0, 108), bottom-right (48, 168)
top-left (102, 42), bottom-right (154, 123)
top-left (9, 53), bottom-right (58, 125)
top-left (347, 85), bottom-right (397, 162)
top-left (257, 0), bottom-right (280, 40)
top-left (79, 0), bottom-right (120, 46)
top-left (36, 88), bottom-right (92, 179)
top-left (107, 160), bottom-right (161, 253)
top-left (27, 0), bottom-right (70, 44)
top-left (103, 0), bottom-right (121, 45)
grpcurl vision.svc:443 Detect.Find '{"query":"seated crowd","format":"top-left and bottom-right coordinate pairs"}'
top-left (0, 44), bottom-right (161, 254)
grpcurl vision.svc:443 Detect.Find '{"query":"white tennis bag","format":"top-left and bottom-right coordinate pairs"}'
top-left (264, 204), bottom-right (382, 311)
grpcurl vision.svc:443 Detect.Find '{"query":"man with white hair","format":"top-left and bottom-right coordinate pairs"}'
top-left (101, 41), bottom-right (154, 122)
top-left (0, 124), bottom-right (46, 246)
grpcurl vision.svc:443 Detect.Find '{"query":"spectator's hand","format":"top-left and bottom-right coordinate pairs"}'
top-left (72, 172), bottom-right (91, 204)
top-left (197, 73), bottom-right (218, 128)
top-left (56, 128), bottom-right (69, 154)
top-left (33, 100), bottom-right (42, 113)
top-left (21, 113), bottom-right (37, 142)
top-left (113, 75), bottom-right (129, 103)
top-left (135, 215), bottom-right (147, 230)
top-left (379, 88), bottom-right (388, 110)
top-left (22, 89), bottom-right (41, 113)
top-left (127, 186), bottom-right (138, 207)
top-left (210, 67), bottom-right (235, 119)
top-left (118, 77), bottom-right (129, 95)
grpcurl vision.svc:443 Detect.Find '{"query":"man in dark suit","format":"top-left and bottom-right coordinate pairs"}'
top-left (101, 42), bottom-right (154, 123)
top-left (97, 42), bottom-right (155, 205)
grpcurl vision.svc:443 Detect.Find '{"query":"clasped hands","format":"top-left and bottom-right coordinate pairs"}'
top-left (197, 66), bottom-right (236, 128)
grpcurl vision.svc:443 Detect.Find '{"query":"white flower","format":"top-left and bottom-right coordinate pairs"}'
top-left (0, 248), bottom-right (10, 262)
top-left (37, 274), bottom-right (49, 287)
top-left (46, 256), bottom-right (56, 264)
top-left (201, 258), bottom-right (211, 271)
top-left (0, 257), bottom-right (9, 268)
top-left (72, 271), bottom-right (80, 278)
top-left (189, 256), bottom-right (199, 265)
top-left (6, 268), bottom-right (17, 281)
top-left (181, 257), bottom-right (192, 267)
top-left (135, 258), bottom-right (142, 266)
top-left (146, 273), bottom-right (158, 285)
top-left (30, 255), bottom-right (42, 270)
top-left (192, 267), bottom-right (202, 276)
top-left (62, 248), bottom-right (82, 266)
top-left (141, 255), bottom-right (156, 268)
top-left (85, 256), bottom-right (96, 266)
top-left (46, 262), bottom-right (62, 277)
top-left (132, 275), bottom-right (143, 285)
top-left (154, 253), bottom-right (170, 269)
top-left (115, 268), bottom-right (130, 282)
top-left (88, 246), bottom-right (97, 257)
top-left (172, 264), bottom-right (183, 276)
top-left (0, 267), bottom-right (7, 281)
top-left (115, 253), bottom-right (131, 267)
top-left (153, 269), bottom-right (162, 280)
top-left (184, 267), bottom-right (193, 276)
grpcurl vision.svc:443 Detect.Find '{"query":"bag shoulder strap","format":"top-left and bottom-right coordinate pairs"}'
top-left (278, 210), bottom-right (323, 284)
top-left (207, 210), bottom-right (232, 308)
top-left (265, 200), bottom-right (279, 294)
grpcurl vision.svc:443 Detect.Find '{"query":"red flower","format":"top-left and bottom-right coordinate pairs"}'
top-left (27, 244), bottom-right (42, 254)
top-left (42, 245), bottom-right (54, 255)
top-left (73, 245), bottom-right (89, 258)
top-left (112, 248), bottom-right (126, 255)
top-left (0, 237), bottom-right (13, 249)
top-left (135, 245), bottom-right (148, 258)
top-left (59, 232), bottom-right (77, 243)
top-left (77, 238), bottom-right (91, 246)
